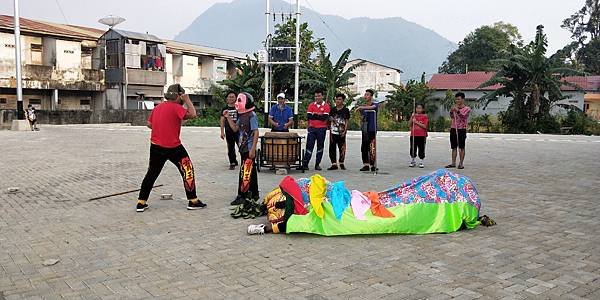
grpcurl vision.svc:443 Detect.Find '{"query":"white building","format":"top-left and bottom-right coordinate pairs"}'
top-left (427, 71), bottom-right (586, 118)
top-left (345, 59), bottom-right (402, 99)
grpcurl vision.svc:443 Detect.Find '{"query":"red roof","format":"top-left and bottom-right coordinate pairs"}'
top-left (428, 71), bottom-right (599, 92)
top-left (427, 71), bottom-right (501, 91)
top-left (0, 15), bottom-right (102, 40)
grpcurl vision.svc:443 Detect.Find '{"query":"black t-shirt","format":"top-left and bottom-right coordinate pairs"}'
top-left (221, 105), bottom-right (238, 132)
top-left (329, 106), bottom-right (350, 135)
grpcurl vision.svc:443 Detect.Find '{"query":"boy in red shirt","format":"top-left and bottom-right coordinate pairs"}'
top-left (136, 84), bottom-right (206, 212)
top-left (408, 104), bottom-right (429, 168)
top-left (299, 89), bottom-right (330, 171)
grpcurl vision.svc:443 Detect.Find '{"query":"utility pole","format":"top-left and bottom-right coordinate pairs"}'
top-left (262, 0), bottom-right (301, 128)
top-left (13, 0), bottom-right (24, 120)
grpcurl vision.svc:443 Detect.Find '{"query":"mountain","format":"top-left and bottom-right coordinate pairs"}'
top-left (175, 0), bottom-right (457, 81)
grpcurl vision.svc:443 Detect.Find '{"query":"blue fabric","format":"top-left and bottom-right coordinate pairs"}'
top-left (237, 112), bottom-right (259, 153)
top-left (269, 105), bottom-right (293, 131)
top-left (361, 103), bottom-right (379, 132)
top-left (328, 181), bottom-right (351, 220)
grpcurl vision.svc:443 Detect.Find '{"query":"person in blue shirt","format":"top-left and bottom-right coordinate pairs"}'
top-left (268, 93), bottom-right (294, 132)
top-left (355, 89), bottom-right (379, 172)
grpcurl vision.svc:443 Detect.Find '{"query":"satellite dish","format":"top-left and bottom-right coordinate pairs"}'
top-left (98, 15), bottom-right (126, 28)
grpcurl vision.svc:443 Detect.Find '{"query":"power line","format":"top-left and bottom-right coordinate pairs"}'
top-left (303, 0), bottom-right (351, 50)
top-left (54, 0), bottom-right (69, 24)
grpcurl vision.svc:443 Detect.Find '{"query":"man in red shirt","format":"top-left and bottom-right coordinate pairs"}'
top-left (136, 84), bottom-right (206, 212)
top-left (299, 89), bottom-right (330, 171)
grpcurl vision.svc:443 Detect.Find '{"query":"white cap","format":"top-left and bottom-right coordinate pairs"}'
top-left (276, 93), bottom-right (286, 99)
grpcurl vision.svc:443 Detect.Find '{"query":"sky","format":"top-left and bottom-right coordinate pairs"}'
top-left (0, 0), bottom-right (586, 53)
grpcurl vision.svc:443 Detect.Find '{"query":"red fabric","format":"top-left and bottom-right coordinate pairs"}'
top-left (279, 176), bottom-right (308, 215)
top-left (307, 102), bottom-right (330, 128)
top-left (410, 114), bottom-right (429, 137)
top-left (149, 101), bottom-right (187, 148)
top-left (364, 191), bottom-right (395, 218)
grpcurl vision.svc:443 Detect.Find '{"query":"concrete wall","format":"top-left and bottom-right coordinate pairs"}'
top-left (346, 61), bottom-right (401, 94)
top-left (0, 33), bottom-right (43, 77)
top-left (200, 56), bottom-right (214, 80)
top-left (0, 108), bottom-right (151, 126)
top-left (182, 55), bottom-right (200, 88)
top-left (430, 90), bottom-right (586, 118)
top-left (214, 59), bottom-right (228, 82)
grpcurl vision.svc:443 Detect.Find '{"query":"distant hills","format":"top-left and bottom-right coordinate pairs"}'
top-left (176, 0), bottom-right (457, 80)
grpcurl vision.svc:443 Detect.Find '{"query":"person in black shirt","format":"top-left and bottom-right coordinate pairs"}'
top-left (328, 93), bottom-right (350, 170)
top-left (220, 91), bottom-right (239, 170)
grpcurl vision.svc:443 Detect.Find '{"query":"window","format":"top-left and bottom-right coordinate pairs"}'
top-left (0, 98), bottom-right (7, 104)
top-left (106, 40), bottom-right (120, 68)
top-left (29, 99), bottom-right (42, 109)
top-left (31, 44), bottom-right (42, 65)
top-left (568, 100), bottom-right (578, 104)
top-left (80, 99), bottom-right (91, 106)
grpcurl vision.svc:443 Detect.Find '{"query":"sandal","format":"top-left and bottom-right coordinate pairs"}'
top-left (445, 164), bottom-right (456, 168)
top-left (457, 165), bottom-right (464, 169)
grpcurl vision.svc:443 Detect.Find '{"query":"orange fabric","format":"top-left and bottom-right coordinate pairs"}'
top-left (364, 191), bottom-right (395, 218)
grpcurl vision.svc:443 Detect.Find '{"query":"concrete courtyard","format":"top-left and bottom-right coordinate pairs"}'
top-left (0, 125), bottom-right (599, 299)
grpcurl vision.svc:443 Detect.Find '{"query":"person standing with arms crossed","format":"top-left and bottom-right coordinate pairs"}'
top-left (446, 92), bottom-right (471, 170)
top-left (299, 89), bottom-right (330, 171)
top-left (355, 89), bottom-right (379, 172)
top-left (220, 91), bottom-right (239, 170)
top-left (136, 84), bottom-right (206, 212)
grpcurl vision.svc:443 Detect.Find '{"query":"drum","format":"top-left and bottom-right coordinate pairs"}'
top-left (262, 132), bottom-right (299, 166)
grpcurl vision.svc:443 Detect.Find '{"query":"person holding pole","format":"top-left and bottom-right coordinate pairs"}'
top-left (409, 104), bottom-right (428, 168)
top-left (356, 89), bottom-right (379, 172)
top-left (446, 92), bottom-right (471, 170)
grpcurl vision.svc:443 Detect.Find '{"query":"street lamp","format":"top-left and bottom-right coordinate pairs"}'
top-left (13, 0), bottom-right (23, 119)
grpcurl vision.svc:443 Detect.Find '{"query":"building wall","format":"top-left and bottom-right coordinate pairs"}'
top-left (200, 56), bottom-right (214, 80)
top-left (55, 39), bottom-right (82, 70)
top-left (0, 32), bottom-right (43, 78)
top-left (346, 61), bottom-right (401, 94)
top-left (181, 55), bottom-right (200, 88)
top-left (430, 90), bottom-right (586, 118)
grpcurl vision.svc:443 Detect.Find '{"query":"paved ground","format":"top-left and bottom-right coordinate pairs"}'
top-left (0, 125), bottom-right (599, 299)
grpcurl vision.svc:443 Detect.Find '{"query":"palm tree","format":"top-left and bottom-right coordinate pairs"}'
top-left (479, 25), bottom-right (582, 133)
top-left (385, 73), bottom-right (434, 121)
top-left (300, 45), bottom-right (364, 102)
top-left (219, 55), bottom-right (264, 98)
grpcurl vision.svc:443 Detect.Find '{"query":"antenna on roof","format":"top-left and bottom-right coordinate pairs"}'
top-left (98, 15), bottom-right (126, 28)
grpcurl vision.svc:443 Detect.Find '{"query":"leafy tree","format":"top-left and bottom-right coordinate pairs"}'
top-left (562, 0), bottom-right (600, 74)
top-left (479, 25), bottom-right (582, 133)
top-left (270, 19), bottom-right (323, 94)
top-left (385, 73), bottom-right (434, 121)
top-left (439, 22), bottom-right (523, 74)
top-left (299, 46), bottom-right (363, 102)
top-left (219, 55), bottom-right (264, 99)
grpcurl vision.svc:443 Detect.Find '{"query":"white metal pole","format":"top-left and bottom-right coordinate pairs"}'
top-left (264, 0), bottom-right (270, 118)
top-left (14, 0), bottom-right (24, 119)
top-left (293, 0), bottom-right (300, 118)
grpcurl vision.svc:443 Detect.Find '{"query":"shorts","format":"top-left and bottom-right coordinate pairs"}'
top-left (450, 128), bottom-right (467, 149)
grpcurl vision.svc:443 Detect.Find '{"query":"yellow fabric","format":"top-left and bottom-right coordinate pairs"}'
top-left (137, 200), bottom-right (147, 205)
top-left (309, 174), bottom-right (327, 218)
top-left (264, 188), bottom-right (286, 225)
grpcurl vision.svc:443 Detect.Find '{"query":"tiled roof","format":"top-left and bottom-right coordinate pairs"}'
top-left (428, 71), bottom-right (501, 90)
top-left (428, 71), bottom-right (598, 92)
top-left (0, 15), bottom-right (100, 40)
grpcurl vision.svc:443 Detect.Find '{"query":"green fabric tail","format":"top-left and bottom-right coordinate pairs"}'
top-left (286, 202), bottom-right (480, 236)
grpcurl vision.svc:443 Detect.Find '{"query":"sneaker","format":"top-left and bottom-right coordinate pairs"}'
top-left (418, 162), bottom-right (425, 168)
top-left (314, 165), bottom-right (322, 171)
top-left (359, 165), bottom-right (370, 172)
top-left (409, 161), bottom-right (416, 168)
top-left (229, 164), bottom-right (236, 170)
top-left (247, 224), bottom-right (266, 235)
top-left (187, 200), bottom-right (207, 210)
top-left (371, 166), bottom-right (378, 172)
top-left (327, 165), bottom-right (338, 170)
top-left (230, 195), bottom-right (244, 206)
top-left (339, 164), bottom-right (346, 170)
top-left (136, 203), bottom-right (149, 212)
top-left (296, 165), bottom-right (308, 171)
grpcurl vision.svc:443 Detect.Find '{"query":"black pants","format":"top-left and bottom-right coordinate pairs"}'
top-left (329, 134), bottom-right (346, 164)
top-left (410, 136), bottom-right (426, 159)
top-left (225, 130), bottom-right (238, 165)
top-left (238, 151), bottom-right (259, 199)
top-left (139, 144), bottom-right (197, 201)
top-left (361, 131), bottom-right (376, 165)
top-left (450, 128), bottom-right (467, 149)
top-left (303, 127), bottom-right (327, 167)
